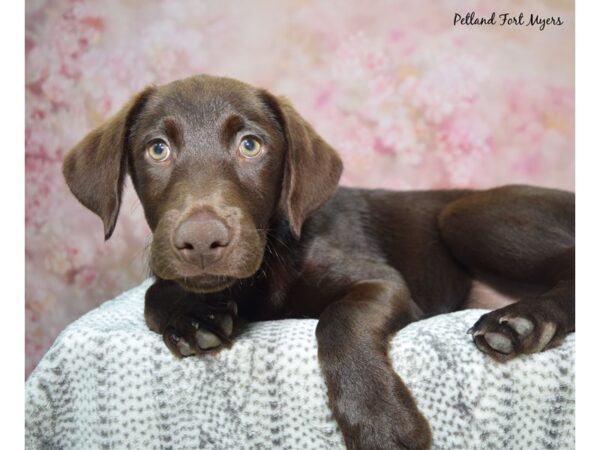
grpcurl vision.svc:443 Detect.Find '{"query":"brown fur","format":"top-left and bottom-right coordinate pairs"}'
top-left (63, 75), bottom-right (575, 450)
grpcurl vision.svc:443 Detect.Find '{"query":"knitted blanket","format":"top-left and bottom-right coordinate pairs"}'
top-left (25, 279), bottom-right (575, 449)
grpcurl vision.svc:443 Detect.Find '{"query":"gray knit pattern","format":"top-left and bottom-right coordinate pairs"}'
top-left (26, 279), bottom-right (575, 449)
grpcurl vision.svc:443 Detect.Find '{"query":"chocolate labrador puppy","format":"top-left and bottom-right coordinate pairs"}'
top-left (63, 75), bottom-right (575, 450)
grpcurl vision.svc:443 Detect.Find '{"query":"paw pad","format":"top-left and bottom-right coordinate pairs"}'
top-left (476, 331), bottom-right (513, 354)
top-left (469, 307), bottom-right (561, 361)
top-left (499, 316), bottom-right (534, 337)
top-left (195, 329), bottom-right (221, 350)
top-left (161, 303), bottom-right (237, 358)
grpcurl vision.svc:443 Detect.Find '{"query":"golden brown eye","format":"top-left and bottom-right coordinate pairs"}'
top-left (147, 140), bottom-right (171, 162)
top-left (238, 136), bottom-right (262, 158)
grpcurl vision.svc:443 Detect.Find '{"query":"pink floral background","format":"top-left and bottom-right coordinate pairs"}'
top-left (25, 0), bottom-right (574, 377)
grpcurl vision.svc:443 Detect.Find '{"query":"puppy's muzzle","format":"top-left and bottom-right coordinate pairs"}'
top-left (172, 211), bottom-right (231, 269)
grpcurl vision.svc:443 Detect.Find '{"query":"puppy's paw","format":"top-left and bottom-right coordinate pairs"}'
top-left (334, 374), bottom-right (432, 450)
top-left (345, 404), bottom-right (431, 450)
top-left (469, 302), bottom-right (567, 362)
top-left (163, 301), bottom-right (238, 358)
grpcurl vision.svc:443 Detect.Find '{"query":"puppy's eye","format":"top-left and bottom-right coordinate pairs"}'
top-left (238, 136), bottom-right (262, 158)
top-left (147, 141), bottom-right (171, 162)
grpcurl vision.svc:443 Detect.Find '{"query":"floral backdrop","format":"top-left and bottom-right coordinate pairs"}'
top-left (25, 0), bottom-right (574, 377)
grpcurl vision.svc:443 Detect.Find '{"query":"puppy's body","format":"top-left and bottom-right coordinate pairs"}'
top-left (64, 75), bottom-right (575, 450)
top-left (223, 185), bottom-right (572, 321)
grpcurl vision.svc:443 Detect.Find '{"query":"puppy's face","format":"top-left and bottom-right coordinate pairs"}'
top-left (63, 75), bottom-right (342, 293)
top-left (130, 78), bottom-right (286, 292)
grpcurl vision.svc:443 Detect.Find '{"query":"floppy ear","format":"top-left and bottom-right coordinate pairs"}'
top-left (263, 93), bottom-right (343, 238)
top-left (62, 87), bottom-right (154, 240)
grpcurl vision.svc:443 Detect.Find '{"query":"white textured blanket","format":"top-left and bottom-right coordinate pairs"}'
top-left (26, 279), bottom-right (575, 450)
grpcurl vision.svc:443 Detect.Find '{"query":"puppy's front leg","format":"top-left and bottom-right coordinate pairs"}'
top-left (316, 279), bottom-right (431, 450)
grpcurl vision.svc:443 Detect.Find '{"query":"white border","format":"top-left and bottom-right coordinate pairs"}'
top-left (13, 1), bottom-right (590, 448)
top-left (2, 0), bottom-right (24, 448)
top-left (575, 1), bottom-right (599, 448)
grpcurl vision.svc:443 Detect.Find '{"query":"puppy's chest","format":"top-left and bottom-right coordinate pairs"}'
top-left (236, 265), bottom-right (337, 321)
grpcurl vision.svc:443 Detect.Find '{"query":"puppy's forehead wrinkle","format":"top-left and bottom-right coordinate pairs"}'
top-left (154, 78), bottom-right (274, 128)
top-left (140, 84), bottom-right (283, 153)
top-left (162, 117), bottom-right (184, 148)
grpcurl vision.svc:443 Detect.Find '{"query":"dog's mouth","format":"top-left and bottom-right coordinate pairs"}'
top-left (150, 248), bottom-right (263, 293)
top-left (175, 274), bottom-right (237, 293)
top-left (149, 210), bottom-right (268, 293)
top-left (150, 246), bottom-right (264, 293)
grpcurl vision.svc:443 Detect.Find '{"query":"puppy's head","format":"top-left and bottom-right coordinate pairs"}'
top-left (63, 75), bottom-right (342, 293)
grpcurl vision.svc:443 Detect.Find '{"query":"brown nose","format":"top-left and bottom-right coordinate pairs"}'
top-left (173, 212), bottom-right (231, 267)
